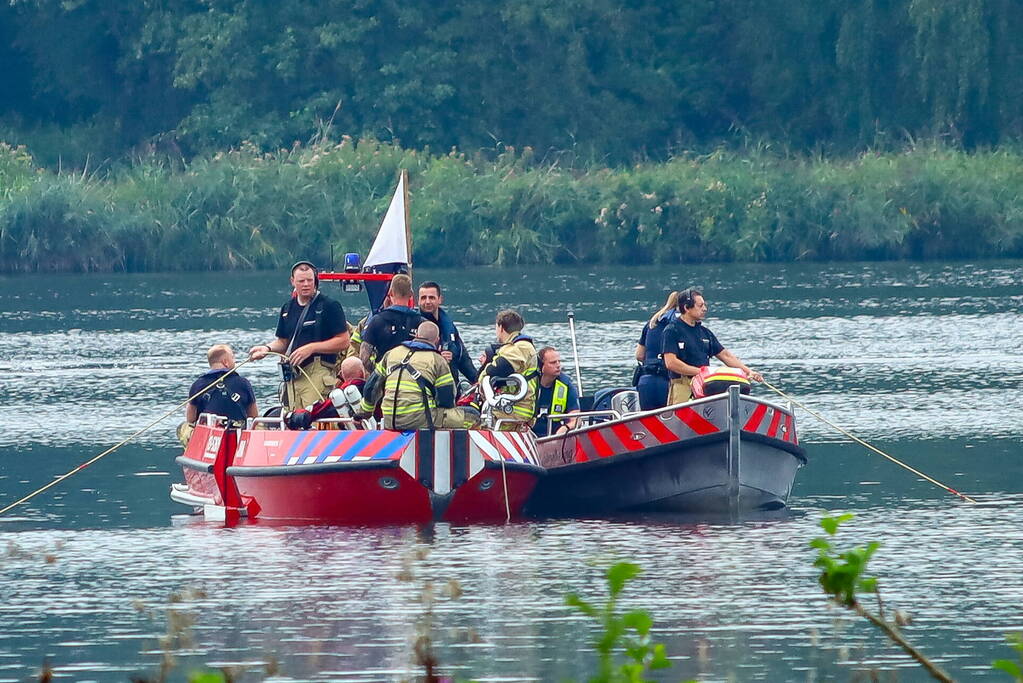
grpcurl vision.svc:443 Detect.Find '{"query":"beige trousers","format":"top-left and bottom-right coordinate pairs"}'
top-left (667, 376), bottom-right (693, 405)
top-left (283, 359), bottom-right (336, 410)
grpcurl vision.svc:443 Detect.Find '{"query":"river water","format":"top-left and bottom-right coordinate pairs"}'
top-left (1, 262), bottom-right (1021, 682)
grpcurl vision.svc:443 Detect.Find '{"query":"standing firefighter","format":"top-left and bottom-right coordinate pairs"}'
top-left (361, 321), bottom-right (478, 430)
top-left (248, 261), bottom-right (351, 409)
top-left (478, 309), bottom-right (538, 431)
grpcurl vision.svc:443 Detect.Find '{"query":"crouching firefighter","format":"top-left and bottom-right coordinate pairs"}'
top-left (360, 321), bottom-right (479, 430)
top-left (478, 309), bottom-right (539, 431)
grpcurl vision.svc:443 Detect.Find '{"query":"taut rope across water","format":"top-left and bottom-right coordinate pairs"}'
top-left (761, 380), bottom-right (977, 504)
top-left (0, 358), bottom-right (258, 518)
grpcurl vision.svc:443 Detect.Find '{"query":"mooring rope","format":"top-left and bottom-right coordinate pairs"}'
top-left (761, 380), bottom-right (977, 504)
top-left (0, 357), bottom-right (258, 518)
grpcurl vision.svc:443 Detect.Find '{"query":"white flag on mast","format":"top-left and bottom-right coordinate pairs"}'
top-left (364, 172), bottom-right (410, 269)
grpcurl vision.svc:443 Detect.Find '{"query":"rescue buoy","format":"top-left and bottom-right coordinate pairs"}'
top-left (691, 366), bottom-right (751, 399)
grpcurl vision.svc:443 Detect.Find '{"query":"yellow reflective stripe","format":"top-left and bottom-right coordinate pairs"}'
top-left (359, 399), bottom-right (375, 413)
top-left (389, 401), bottom-right (435, 414)
top-left (434, 373), bottom-right (454, 387)
top-left (385, 380), bottom-right (426, 391)
top-left (551, 379), bottom-right (569, 414)
top-left (512, 404), bottom-right (535, 418)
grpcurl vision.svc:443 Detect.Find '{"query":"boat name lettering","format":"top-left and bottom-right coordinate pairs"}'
top-left (263, 440), bottom-right (280, 447)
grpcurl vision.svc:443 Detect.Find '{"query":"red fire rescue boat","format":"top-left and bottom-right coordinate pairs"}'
top-left (172, 419), bottom-right (543, 524)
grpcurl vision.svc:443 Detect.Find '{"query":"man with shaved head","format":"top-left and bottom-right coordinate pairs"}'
top-left (179, 344), bottom-right (258, 446)
top-left (360, 321), bottom-right (478, 430)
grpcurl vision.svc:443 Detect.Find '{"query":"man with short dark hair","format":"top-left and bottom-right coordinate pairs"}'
top-left (417, 281), bottom-right (477, 386)
top-left (248, 261), bottom-right (350, 409)
top-left (661, 288), bottom-right (762, 404)
top-left (359, 273), bottom-right (423, 372)
top-left (532, 346), bottom-right (580, 437)
top-left (478, 309), bottom-right (538, 430)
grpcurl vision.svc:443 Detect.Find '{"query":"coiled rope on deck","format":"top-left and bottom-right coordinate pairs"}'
top-left (761, 379), bottom-right (977, 504)
top-left (0, 358), bottom-right (258, 518)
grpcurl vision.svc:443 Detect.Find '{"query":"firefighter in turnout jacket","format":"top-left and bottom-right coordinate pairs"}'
top-left (478, 309), bottom-right (539, 430)
top-left (360, 321), bottom-right (478, 430)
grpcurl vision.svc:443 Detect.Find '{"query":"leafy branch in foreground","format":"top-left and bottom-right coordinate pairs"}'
top-left (564, 562), bottom-right (678, 683)
top-left (811, 514), bottom-right (953, 682)
top-left (993, 633), bottom-right (1023, 680)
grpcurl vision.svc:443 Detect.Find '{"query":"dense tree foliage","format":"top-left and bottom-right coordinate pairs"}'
top-left (3, 0), bottom-right (1023, 164)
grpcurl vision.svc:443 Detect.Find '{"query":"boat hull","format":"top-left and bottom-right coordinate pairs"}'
top-left (527, 387), bottom-right (806, 516)
top-left (173, 426), bottom-right (543, 524)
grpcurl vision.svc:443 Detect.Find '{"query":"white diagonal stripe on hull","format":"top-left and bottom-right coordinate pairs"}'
top-left (493, 431), bottom-right (525, 463)
top-left (469, 431), bottom-right (502, 462)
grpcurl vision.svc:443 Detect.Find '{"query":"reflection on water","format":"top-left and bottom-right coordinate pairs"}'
top-left (1, 261), bottom-right (1022, 680)
top-left (2, 499), bottom-right (1023, 681)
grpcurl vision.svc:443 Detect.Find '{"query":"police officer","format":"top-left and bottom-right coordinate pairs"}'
top-left (360, 321), bottom-right (477, 430)
top-left (633, 291), bottom-right (678, 411)
top-left (249, 261), bottom-right (350, 409)
top-left (661, 288), bottom-right (762, 405)
top-left (478, 309), bottom-right (539, 430)
top-left (417, 281), bottom-right (477, 386)
top-left (532, 346), bottom-right (580, 437)
top-left (359, 274), bottom-right (423, 372)
top-left (179, 344), bottom-right (258, 446)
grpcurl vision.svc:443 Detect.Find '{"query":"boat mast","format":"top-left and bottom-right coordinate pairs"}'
top-left (402, 168), bottom-right (412, 282)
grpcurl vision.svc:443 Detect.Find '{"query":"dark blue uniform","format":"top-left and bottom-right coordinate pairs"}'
top-left (661, 320), bottom-right (724, 378)
top-left (188, 369), bottom-right (256, 421)
top-left (636, 313), bottom-right (675, 410)
top-left (362, 305), bottom-right (424, 363)
top-left (420, 307), bottom-right (478, 384)
top-left (275, 293), bottom-right (348, 365)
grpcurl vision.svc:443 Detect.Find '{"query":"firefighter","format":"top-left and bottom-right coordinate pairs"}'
top-left (360, 321), bottom-right (478, 430)
top-left (478, 309), bottom-right (539, 431)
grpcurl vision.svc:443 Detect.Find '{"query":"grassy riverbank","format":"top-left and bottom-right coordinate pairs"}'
top-left (2, 138), bottom-right (1023, 273)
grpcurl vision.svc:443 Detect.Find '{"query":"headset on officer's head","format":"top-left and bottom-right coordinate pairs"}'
top-left (291, 260), bottom-right (319, 288)
top-left (677, 287), bottom-right (696, 311)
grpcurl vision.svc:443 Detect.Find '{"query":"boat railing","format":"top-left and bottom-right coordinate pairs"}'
top-left (197, 413), bottom-right (229, 427)
top-left (249, 416), bottom-right (286, 430)
top-left (533, 410), bottom-right (623, 438)
top-left (538, 391), bottom-right (795, 440)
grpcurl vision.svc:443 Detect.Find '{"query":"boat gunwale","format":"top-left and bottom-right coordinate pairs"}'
top-left (538, 429), bottom-right (807, 476)
top-left (536, 392), bottom-right (796, 443)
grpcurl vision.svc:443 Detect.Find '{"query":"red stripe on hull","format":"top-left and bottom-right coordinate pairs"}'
top-left (356, 431), bottom-right (401, 459)
top-left (767, 409), bottom-right (783, 438)
top-left (610, 423), bottom-right (646, 452)
top-left (639, 416), bottom-right (679, 444)
top-left (676, 407), bottom-right (719, 435)
top-left (587, 429), bottom-right (616, 458)
top-left (743, 404), bottom-right (768, 432)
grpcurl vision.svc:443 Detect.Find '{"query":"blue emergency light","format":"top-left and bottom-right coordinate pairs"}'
top-left (344, 252), bottom-right (361, 273)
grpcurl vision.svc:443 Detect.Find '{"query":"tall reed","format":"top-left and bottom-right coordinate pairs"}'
top-left (2, 138), bottom-right (1023, 273)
